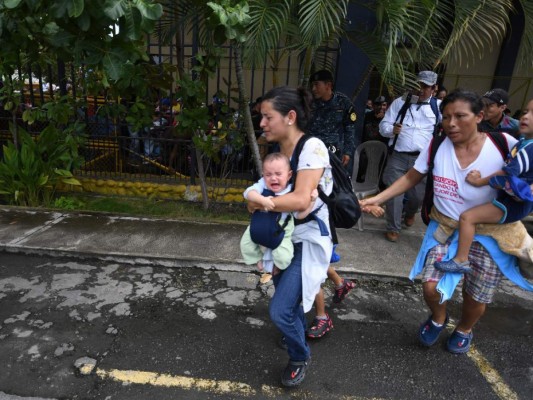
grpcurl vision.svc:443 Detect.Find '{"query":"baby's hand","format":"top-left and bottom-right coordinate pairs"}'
top-left (364, 204), bottom-right (385, 217)
top-left (260, 196), bottom-right (275, 211)
top-left (466, 170), bottom-right (482, 186)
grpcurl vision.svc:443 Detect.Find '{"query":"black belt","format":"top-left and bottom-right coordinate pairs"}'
top-left (395, 150), bottom-right (420, 156)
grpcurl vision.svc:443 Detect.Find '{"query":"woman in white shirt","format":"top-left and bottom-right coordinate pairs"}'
top-left (247, 86), bottom-right (333, 387)
top-left (361, 89), bottom-right (523, 354)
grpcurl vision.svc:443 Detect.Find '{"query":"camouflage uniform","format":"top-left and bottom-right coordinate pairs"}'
top-left (308, 92), bottom-right (358, 159)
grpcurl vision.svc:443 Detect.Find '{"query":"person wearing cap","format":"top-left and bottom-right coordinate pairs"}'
top-left (379, 70), bottom-right (441, 242)
top-left (479, 88), bottom-right (519, 138)
top-left (308, 69), bottom-right (358, 169)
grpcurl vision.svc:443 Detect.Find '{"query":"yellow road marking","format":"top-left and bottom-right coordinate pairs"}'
top-left (445, 323), bottom-right (519, 400)
top-left (95, 367), bottom-right (280, 397)
top-left (92, 366), bottom-right (386, 399)
top-left (466, 346), bottom-right (519, 400)
top-left (90, 343), bottom-right (519, 400)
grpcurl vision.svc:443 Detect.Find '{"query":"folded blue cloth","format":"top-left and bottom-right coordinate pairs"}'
top-left (409, 220), bottom-right (533, 303)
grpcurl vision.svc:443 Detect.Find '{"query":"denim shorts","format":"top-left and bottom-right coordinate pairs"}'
top-left (422, 241), bottom-right (503, 304)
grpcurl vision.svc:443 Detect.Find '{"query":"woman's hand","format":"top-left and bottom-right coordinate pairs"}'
top-left (366, 204), bottom-right (385, 217)
top-left (359, 198), bottom-right (383, 215)
top-left (466, 170), bottom-right (483, 186)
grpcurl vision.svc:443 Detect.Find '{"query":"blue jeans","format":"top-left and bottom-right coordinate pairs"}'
top-left (269, 243), bottom-right (310, 362)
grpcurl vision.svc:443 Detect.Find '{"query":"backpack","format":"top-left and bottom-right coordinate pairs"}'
top-left (290, 135), bottom-right (361, 244)
top-left (420, 131), bottom-right (509, 225)
top-left (249, 188), bottom-right (292, 249)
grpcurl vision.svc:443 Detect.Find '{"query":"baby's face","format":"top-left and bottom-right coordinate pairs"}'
top-left (263, 159), bottom-right (292, 193)
top-left (519, 100), bottom-right (533, 138)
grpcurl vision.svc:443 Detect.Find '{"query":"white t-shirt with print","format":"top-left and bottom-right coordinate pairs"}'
top-left (413, 133), bottom-right (517, 221)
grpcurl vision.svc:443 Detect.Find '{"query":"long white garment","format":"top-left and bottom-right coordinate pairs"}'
top-left (290, 137), bottom-right (333, 312)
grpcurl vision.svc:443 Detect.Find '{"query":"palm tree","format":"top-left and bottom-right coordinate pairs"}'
top-left (157, 0), bottom-right (532, 175)
top-left (241, 0), bottom-right (533, 92)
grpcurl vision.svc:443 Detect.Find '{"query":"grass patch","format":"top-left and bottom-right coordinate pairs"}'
top-left (52, 194), bottom-right (250, 223)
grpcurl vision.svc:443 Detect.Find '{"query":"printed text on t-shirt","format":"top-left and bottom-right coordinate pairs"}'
top-left (433, 175), bottom-right (463, 204)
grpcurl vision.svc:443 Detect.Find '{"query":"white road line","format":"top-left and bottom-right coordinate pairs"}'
top-left (7, 213), bottom-right (65, 245)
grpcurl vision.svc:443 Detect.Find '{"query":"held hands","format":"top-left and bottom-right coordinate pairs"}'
top-left (466, 170), bottom-right (483, 187)
top-left (359, 198), bottom-right (385, 217)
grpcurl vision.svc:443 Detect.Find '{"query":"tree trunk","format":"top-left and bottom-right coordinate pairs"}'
top-left (194, 143), bottom-right (209, 210)
top-left (233, 45), bottom-right (262, 175)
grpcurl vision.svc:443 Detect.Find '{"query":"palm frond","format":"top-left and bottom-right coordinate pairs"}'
top-left (242, 0), bottom-right (291, 66)
top-left (439, 0), bottom-right (513, 68)
top-left (517, 0), bottom-right (533, 69)
top-left (298, 0), bottom-right (348, 47)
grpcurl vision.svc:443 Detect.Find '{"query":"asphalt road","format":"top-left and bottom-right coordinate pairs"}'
top-left (0, 253), bottom-right (532, 400)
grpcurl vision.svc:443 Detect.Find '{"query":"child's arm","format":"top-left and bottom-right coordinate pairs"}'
top-left (295, 189), bottom-right (319, 219)
top-left (466, 169), bottom-right (506, 187)
top-left (246, 190), bottom-right (275, 211)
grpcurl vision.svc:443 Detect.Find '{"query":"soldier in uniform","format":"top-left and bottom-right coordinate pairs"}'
top-left (308, 70), bottom-right (358, 168)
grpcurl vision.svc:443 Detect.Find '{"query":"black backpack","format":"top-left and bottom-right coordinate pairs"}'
top-left (420, 131), bottom-right (509, 225)
top-left (291, 135), bottom-right (361, 244)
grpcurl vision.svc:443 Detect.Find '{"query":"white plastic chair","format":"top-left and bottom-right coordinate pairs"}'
top-left (351, 141), bottom-right (388, 231)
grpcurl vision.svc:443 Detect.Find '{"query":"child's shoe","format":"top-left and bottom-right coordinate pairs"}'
top-left (435, 259), bottom-right (472, 274)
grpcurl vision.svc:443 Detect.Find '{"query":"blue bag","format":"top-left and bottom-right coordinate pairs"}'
top-left (249, 189), bottom-right (292, 249)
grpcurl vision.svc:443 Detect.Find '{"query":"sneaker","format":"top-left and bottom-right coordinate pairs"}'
top-left (281, 358), bottom-right (311, 387)
top-left (306, 314), bottom-right (333, 339)
top-left (418, 314), bottom-right (449, 346)
top-left (435, 259), bottom-right (472, 274)
top-left (447, 329), bottom-right (473, 354)
top-left (332, 279), bottom-right (355, 303)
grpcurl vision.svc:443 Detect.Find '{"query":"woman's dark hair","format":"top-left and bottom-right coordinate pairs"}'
top-left (261, 86), bottom-right (313, 130)
top-left (440, 89), bottom-right (484, 115)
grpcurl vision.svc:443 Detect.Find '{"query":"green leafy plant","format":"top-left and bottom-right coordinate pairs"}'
top-left (0, 123), bottom-right (85, 207)
top-left (53, 195), bottom-right (86, 210)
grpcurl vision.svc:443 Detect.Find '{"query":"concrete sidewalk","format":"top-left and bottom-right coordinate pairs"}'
top-left (0, 207), bottom-right (427, 279)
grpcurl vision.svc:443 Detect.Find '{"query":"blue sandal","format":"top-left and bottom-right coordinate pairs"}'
top-left (447, 329), bottom-right (473, 354)
top-left (435, 259), bottom-right (472, 274)
top-left (418, 314), bottom-right (449, 347)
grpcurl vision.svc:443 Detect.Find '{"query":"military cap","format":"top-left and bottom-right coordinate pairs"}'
top-left (310, 70), bottom-right (333, 83)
